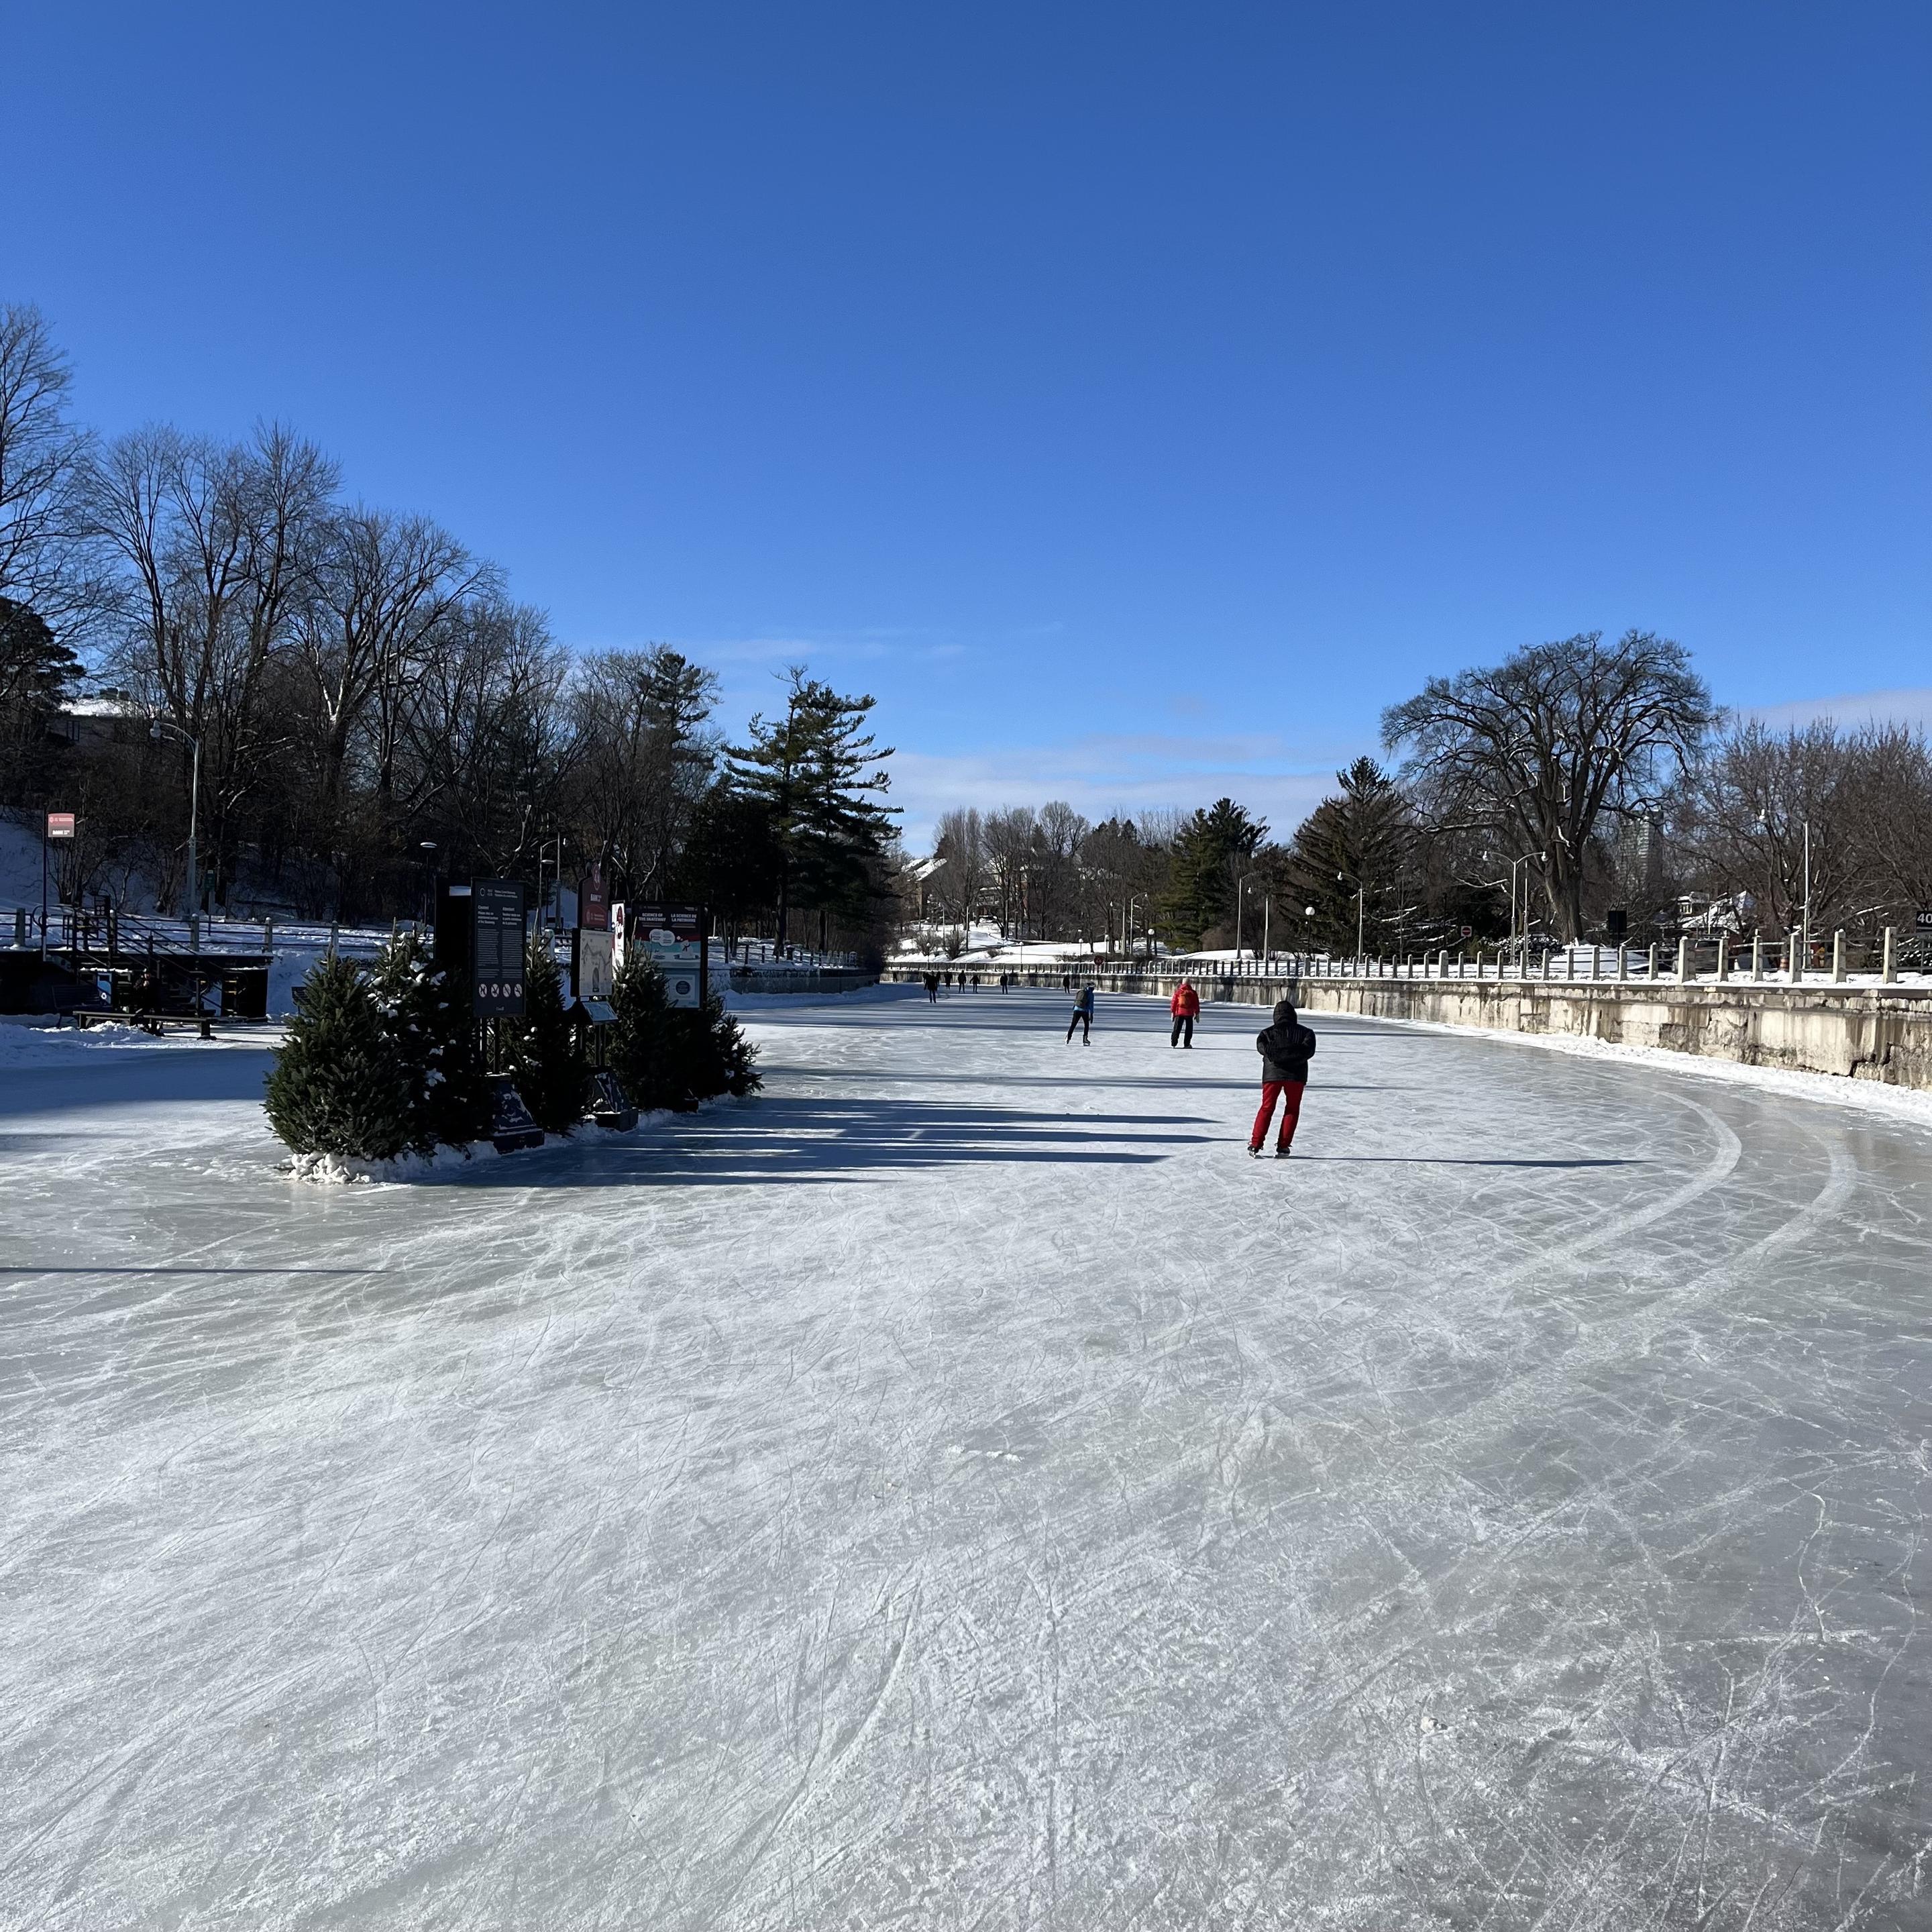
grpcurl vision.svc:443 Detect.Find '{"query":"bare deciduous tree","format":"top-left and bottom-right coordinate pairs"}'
top-left (0, 303), bottom-right (100, 635)
top-left (1383, 630), bottom-right (1714, 941)
top-left (932, 806), bottom-right (988, 931)
top-left (1681, 718), bottom-right (1932, 944)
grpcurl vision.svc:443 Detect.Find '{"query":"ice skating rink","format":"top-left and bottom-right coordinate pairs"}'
top-left (3, 985), bottom-right (1930, 1929)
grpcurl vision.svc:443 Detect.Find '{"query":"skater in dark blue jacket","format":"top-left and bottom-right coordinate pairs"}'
top-left (1066, 983), bottom-right (1095, 1044)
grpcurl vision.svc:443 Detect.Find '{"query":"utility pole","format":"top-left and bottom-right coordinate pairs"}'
top-left (1803, 818), bottom-right (1812, 966)
top-left (150, 719), bottom-right (202, 952)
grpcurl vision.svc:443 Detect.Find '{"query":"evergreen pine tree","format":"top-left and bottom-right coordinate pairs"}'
top-left (370, 930), bottom-right (493, 1152)
top-left (1281, 759), bottom-right (1413, 953)
top-left (1159, 798), bottom-right (1267, 947)
top-left (509, 931), bottom-right (590, 1134)
top-left (264, 953), bottom-right (413, 1160)
top-left (722, 669), bottom-right (898, 951)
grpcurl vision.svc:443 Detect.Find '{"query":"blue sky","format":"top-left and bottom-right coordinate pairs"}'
top-left (4, 3), bottom-right (1927, 847)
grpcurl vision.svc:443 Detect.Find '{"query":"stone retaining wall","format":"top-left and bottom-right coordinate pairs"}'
top-left (885, 967), bottom-right (1932, 1091)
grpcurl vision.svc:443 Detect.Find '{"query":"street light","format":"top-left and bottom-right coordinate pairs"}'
top-left (1234, 873), bottom-right (1262, 964)
top-left (1507, 851), bottom-right (1545, 966)
top-left (1335, 871), bottom-right (1366, 966)
top-left (150, 718), bottom-right (202, 948)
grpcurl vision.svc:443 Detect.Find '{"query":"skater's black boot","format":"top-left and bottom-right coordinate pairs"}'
top-left (1246, 1144), bottom-right (1265, 1159)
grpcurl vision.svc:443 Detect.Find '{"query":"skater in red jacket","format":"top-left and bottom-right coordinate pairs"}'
top-left (1169, 977), bottom-right (1200, 1049)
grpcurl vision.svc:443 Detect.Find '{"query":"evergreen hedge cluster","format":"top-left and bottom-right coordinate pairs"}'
top-left (264, 934), bottom-right (759, 1163)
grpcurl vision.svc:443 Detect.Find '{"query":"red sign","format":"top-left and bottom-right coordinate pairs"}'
top-left (579, 863), bottom-right (608, 931)
top-left (45, 812), bottom-right (76, 840)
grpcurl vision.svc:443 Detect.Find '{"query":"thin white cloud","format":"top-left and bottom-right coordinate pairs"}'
top-left (1741, 688), bottom-right (1932, 733)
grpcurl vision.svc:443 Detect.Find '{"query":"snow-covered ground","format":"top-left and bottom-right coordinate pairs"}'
top-left (4, 987), bottom-right (1931, 1928)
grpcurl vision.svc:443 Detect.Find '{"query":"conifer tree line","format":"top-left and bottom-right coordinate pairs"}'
top-left (0, 304), bottom-right (901, 957)
top-left (924, 631), bottom-right (1932, 961)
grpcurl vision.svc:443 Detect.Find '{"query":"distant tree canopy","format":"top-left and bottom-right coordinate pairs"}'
top-left (11, 308), bottom-right (1931, 961)
top-left (908, 635), bottom-right (1931, 965)
top-left (0, 307), bottom-right (902, 953)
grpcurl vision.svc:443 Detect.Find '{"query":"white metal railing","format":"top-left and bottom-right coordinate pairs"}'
top-left (887, 940), bottom-right (1930, 991)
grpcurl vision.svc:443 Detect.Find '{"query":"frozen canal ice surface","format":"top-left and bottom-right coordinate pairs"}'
top-left (3, 987), bottom-right (1930, 1930)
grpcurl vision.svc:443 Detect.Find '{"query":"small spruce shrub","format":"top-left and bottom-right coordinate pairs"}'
top-left (608, 957), bottom-right (760, 1112)
top-left (370, 931), bottom-right (493, 1152)
top-left (264, 953), bottom-right (413, 1160)
top-left (509, 932), bottom-right (591, 1134)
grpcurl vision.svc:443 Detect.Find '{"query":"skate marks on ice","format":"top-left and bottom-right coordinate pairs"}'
top-left (1, 992), bottom-right (1930, 1927)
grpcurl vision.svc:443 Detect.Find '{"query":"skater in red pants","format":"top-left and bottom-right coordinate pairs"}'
top-left (1249, 998), bottom-right (1317, 1158)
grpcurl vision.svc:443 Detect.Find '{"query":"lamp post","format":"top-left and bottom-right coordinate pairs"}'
top-left (150, 718), bottom-right (202, 949)
top-left (1503, 851), bottom-right (1545, 969)
top-left (1234, 873), bottom-right (1262, 965)
top-left (1124, 894), bottom-right (1142, 963)
top-left (419, 841), bottom-right (438, 928)
top-left (1336, 871), bottom-right (1366, 968)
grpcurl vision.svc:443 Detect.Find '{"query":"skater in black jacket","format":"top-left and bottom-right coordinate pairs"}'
top-left (1249, 999), bottom-right (1316, 1157)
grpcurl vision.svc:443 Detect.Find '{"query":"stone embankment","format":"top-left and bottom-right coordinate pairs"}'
top-left (888, 965), bottom-right (1932, 1092)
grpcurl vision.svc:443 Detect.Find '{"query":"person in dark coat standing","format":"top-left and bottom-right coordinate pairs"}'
top-left (1169, 975), bottom-right (1201, 1049)
top-left (1066, 983), bottom-right (1095, 1044)
top-left (1249, 998), bottom-right (1316, 1157)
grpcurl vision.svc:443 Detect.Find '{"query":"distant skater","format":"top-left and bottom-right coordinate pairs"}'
top-left (925, 971), bottom-right (940, 1004)
top-left (1169, 975), bottom-right (1200, 1049)
top-left (1066, 983), bottom-right (1094, 1044)
top-left (1248, 998), bottom-right (1316, 1157)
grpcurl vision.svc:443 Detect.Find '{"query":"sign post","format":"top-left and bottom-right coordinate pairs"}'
top-left (469, 880), bottom-right (527, 1019)
top-left (435, 879), bottom-right (528, 1020)
top-left (43, 811), bottom-right (74, 958)
top-left (578, 862), bottom-right (608, 933)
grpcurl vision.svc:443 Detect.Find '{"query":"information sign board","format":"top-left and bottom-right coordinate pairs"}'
top-left (46, 811), bottom-right (75, 840)
top-left (1917, 909), bottom-right (1932, 932)
top-left (471, 879), bottom-right (527, 1018)
top-left (574, 926), bottom-right (614, 1002)
top-left (625, 901), bottom-right (708, 1009)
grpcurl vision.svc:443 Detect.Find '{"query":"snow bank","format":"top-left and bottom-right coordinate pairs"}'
top-left (0, 1018), bottom-right (273, 1065)
top-left (282, 1134), bottom-right (580, 1186)
top-left (1359, 1006), bottom-right (1932, 1132)
top-left (722, 981), bottom-right (919, 1011)
top-left (279, 1094), bottom-right (756, 1185)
